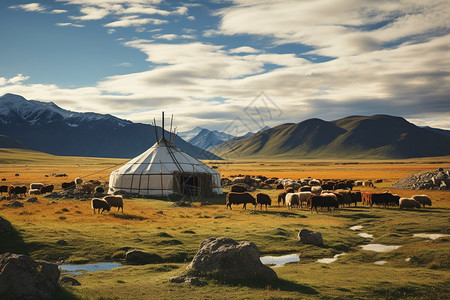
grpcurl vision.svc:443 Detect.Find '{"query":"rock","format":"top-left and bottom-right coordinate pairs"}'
top-left (3, 201), bottom-right (24, 208)
top-left (187, 237), bottom-right (278, 284)
top-left (169, 276), bottom-right (203, 286)
top-left (125, 250), bottom-right (163, 265)
top-left (0, 216), bottom-right (14, 236)
top-left (26, 197), bottom-right (38, 203)
top-left (0, 253), bottom-right (60, 299)
top-left (56, 240), bottom-right (68, 246)
top-left (297, 229), bottom-right (324, 246)
top-left (59, 275), bottom-right (81, 286)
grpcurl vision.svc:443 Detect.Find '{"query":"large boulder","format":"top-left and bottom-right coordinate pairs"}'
top-left (297, 229), bottom-right (324, 246)
top-left (0, 253), bottom-right (60, 299)
top-left (187, 237), bottom-right (278, 284)
top-left (0, 216), bottom-right (14, 236)
top-left (125, 250), bottom-right (163, 265)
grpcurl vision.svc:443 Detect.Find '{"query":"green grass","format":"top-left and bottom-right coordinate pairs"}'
top-left (1, 196), bottom-right (449, 299)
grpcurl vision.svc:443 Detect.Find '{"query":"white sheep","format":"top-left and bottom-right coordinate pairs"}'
top-left (399, 198), bottom-right (421, 209)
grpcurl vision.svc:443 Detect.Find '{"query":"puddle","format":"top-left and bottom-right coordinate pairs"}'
top-left (358, 233), bottom-right (373, 239)
top-left (260, 254), bottom-right (299, 267)
top-left (60, 262), bottom-right (123, 275)
top-left (374, 260), bottom-right (388, 265)
top-left (317, 253), bottom-right (346, 264)
top-left (360, 244), bottom-right (400, 252)
top-left (413, 233), bottom-right (448, 240)
top-left (350, 225), bottom-right (363, 231)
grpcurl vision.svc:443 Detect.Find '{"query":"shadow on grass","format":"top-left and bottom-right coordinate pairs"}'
top-left (0, 217), bottom-right (28, 255)
top-left (333, 213), bottom-right (381, 219)
top-left (111, 213), bottom-right (147, 221)
top-left (53, 286), bottom-right (80, 300)
top-left (249, 210), bottom-right (307, 218)
top-left (274, 279), bottom-right (319, 295)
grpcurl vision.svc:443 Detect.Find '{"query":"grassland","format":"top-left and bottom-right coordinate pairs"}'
top-left (0, 149), bottom-right (449, 299)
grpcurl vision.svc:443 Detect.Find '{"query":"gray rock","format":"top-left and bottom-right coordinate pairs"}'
top-left (26, 197), bottom-right (38, 203)
top-left (297, 229), bottom-right (324, 246)
top-left (56, 240), bottom-right (68, 246)
top-left (59, 275), bottom-right (81, 286)
top-left (0, 216), bottom-right (14, 236)
top-left (3, 201), bottom-right (24, 208)
top-left (169, 276), bottom-right (203, 286)
top-left (125, 250), bottom-right (163, 265)
top-left (0, 253), bottom-right (60, 299)
top-left (187, 237), bottom-right (278, 284)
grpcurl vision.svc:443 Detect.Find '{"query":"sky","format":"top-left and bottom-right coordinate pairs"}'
top-left (0, 0), bottom-right (449, 134)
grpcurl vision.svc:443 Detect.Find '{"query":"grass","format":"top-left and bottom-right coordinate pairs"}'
top-left (0, 150), bottom-right (449, 299)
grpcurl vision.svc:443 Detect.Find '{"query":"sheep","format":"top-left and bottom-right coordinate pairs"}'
top-left (226, 192), bottom-right (256, 210)
top-left (75, 177), bottom-right (83, 185)
top-left (103, 195), bottom-right (123, 213)
top-left (91, 198), bottom-right (110, 214)
top-left (256, 193), bottom-right (271, 210)
top-left (230, 184), bottom-right (247, 193)
top-left (94, 186), bottom-right (105, 194)
top-left (412, 195), bottom-right (432, 207)
top-left (29, 189), bottom-right (40, 195)
top-left (81, 182), bottom-right (98, 194)
top-left (30, 183), bottom-right (44, 190)
top-left (39, 185), bottom-right (54, 194)
top-left (311, 186), bottom-right (323, 195)
top-left (14, 185), bottom-right (27, 197)
top-left (298, 191), bottom-right (312, 208)
top-left (399, 198), bottom-right (421, 210)
top-left (0, 185), bottom-right (9, 195)
top-left (61, 181), bottom-right (76, 190)
top-left (285, 193), bottom-right (300, 210)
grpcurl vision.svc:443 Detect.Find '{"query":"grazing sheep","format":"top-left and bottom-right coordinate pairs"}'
top-left (298, 191), bottom-right (312, 208)
top-left (91, 198), bottom-right (110, 214)
top-left (309, 179), bottom-right (321, 186)
top-left (75, 177), bottom-right (83, 185)
top-left (230, 184), bottom-right (247, 193)
top-left (7, 185), bottom-right (15, 197)
top-left (30, 183), bottom-right (44, 190)
top-left (0, 185), bottom-right (9, 195)
top-left (81, 182), bottom-right (98, 194)
top-left (277, 191), bottom-right (287, 206)
top-left (39, 185), bottom-right (54, 194)
top-left (285, 193), bottom-right (300, 210)
top-left (311, 186), bottom-right (323, 195)
top-left (29, 189), bottom-right (40, 195)
top-left (399, 198), bottom-right (421, 210)
top-left (412, 195), bottom-right (432, 207)
top-left (256, 193), bottom-right (271, 210)
top-left (308, 195), bottom-right (339, 213)
top-left (300, 185), bottom-right (311, 192)
top-left (226, 192), bottom-right (256, 210)
top-left (103, 195), bottom-right (123, 213)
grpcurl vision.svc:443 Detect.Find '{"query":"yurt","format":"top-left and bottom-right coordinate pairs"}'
top-left (108, 116), bottom-right (222, 197)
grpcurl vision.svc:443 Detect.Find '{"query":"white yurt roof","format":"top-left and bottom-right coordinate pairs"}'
top-left (108, 138), bottom-right (222, 196)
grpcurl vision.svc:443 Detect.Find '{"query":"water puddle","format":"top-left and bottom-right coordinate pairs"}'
top-left (413, 233), bottom-right (448, 240)
top-left (374, 260), bottom-right (387, 265)
top-left (358, 233), bottom-right (373, 239)
top-left (350, 225), bottom-right (363, 231)
top-left (317, 253), bottom-right (346, 264)
top-left (260, 254), bottom-right (299, 267)
top-left (60, 262), bottom-right (123, 275)
top-left (360, 244), bottom-right (400, 252)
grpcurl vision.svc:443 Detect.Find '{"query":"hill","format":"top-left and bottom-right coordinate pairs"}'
top-left (212, 115), bottom-right (450, 159)
top-left (0, 93), bottom-right (220, 160)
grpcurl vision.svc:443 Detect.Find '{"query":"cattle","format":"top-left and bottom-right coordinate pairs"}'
top-left (103, 195), bottom-right (123, 213)
top-left (226, 192), bottom-right (256, 210)
top-left (349, 191), bottom-right (362, 207)
top-left (399, 198), bottom-right (421, 209)
top-left (230, 184), bottom-right (247, 193)
top-left (300, 185), bottom-right (311, 192)
top-left (30, 183), bottom-right (44, 190)
top-left (285, 193), bottom-right (300, 210)
top-left (61, 181), bottom-right (76, 190)
top-left (29, 189), bottom-right (40, 195)
top-left (39, 185), bottom-right (54, 194)
top-left (275, 183), bottom-right (284, 190)
top-left (256, 193), bottom-right (271, 210)
top-left (334, 190), bottom-right (352, 207)
top-left (94, 186), bottom-right (105, 194)
top-left (14, 185), bottom-right (27, 197)
top-left (91, 198), bottom-right (110, 214)
top-left (277, 187), bottom-right (295, 206)
top-left (7, 185), bottom-right (15, 197)
top-left (0, 185), bottom-right (9, 195)
top-left (366, 193), bottom-right (400, 208)
top-left (308, 195), bottom-right (339, 213)
top-left (412, 195), bottom-right (432, 207)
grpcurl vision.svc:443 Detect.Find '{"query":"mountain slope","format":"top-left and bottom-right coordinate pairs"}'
top-left (212, 115), bottom-right (450, 159)
top-left (0, 93), bottom-right (220, 160)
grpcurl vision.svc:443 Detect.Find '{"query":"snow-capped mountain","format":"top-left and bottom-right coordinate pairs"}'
top-left (0, 93), bottom-right (220, 160)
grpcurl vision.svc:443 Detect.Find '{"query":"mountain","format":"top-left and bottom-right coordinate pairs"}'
top-left (178, 126), bottom-right (204, 141)
top-left (188, 128), bottom-right (236, 150)
top-left (0, 135), bottom-right (24, 148)
top-left (422, 126), bottom-right (450, 136)
top-left (212, 115), bottom-right (450, 159)
top-left (0, 93), bottom-right (220, 160)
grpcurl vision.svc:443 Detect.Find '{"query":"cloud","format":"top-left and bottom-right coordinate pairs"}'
top-left (104, 15), bottom-right (167, 27)
top-left (229, 46), bottom-right (261, 54)
top-left (9, 3), bottom-right (46, 12)
top-left (56, 22), bottom-right (85, 27)
top-left (51, 9), bottom-right (67, 14)
top-left (70, 6), bottom-right (109, 20)
top-left (7, 74), bottom-right (30, 84)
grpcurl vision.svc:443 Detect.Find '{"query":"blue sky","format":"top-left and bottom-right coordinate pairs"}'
top-left (0, 0), bottom-right (449, 132)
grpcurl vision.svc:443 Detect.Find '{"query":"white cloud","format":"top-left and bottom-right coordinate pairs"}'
top-left (9, 3), bottom-right (46, 12)
top-left (229, 46), bottom-right (261, 54)
top-left (71, 6), bottom-right (109, 20)
top-left (51, 9), bottom-right (67, 14)
top-left (107, 28), bottom-right (116, 34)
top-left (56, 22), bottom-right (85, 27)
top-left (0, 77), bottom-right (7, 86)
top-left (7, 74), bottom-right (30, 84)
top-left (187, 16), bottom-right (195, 21)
